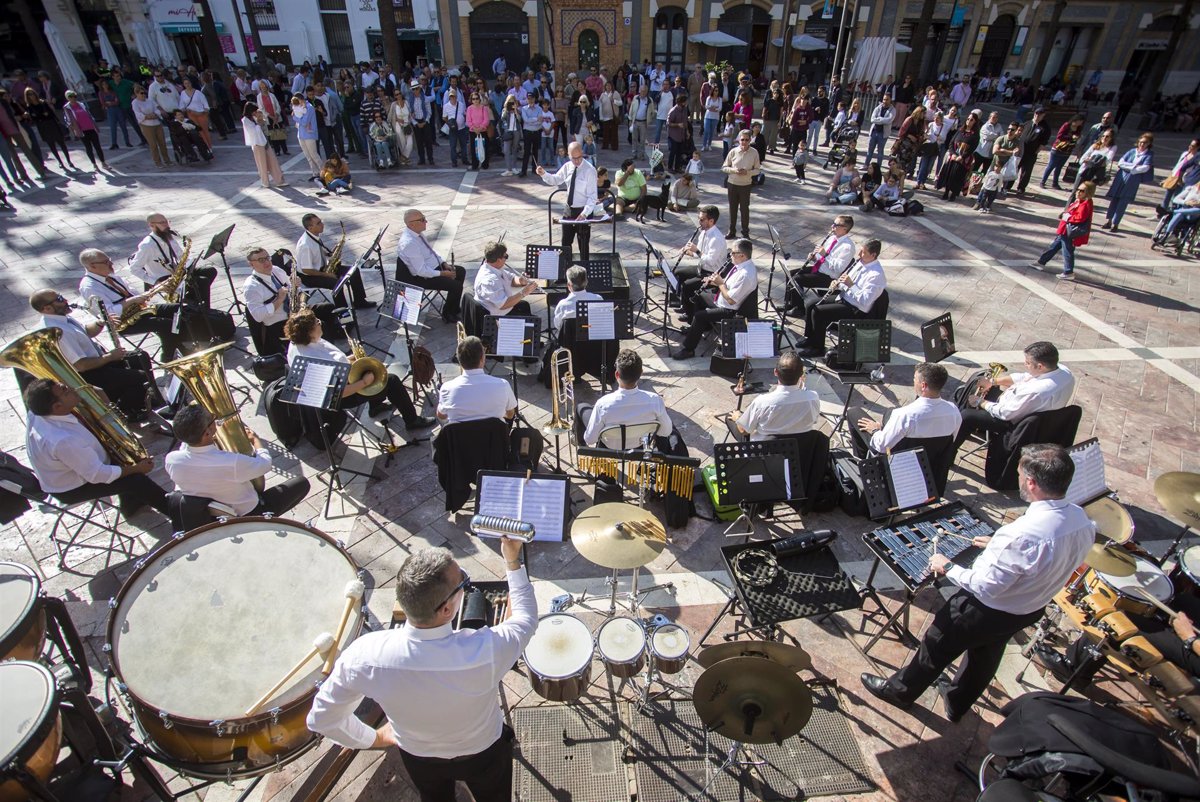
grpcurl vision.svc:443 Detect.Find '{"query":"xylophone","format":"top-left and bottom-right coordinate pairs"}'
top-left (862, 503), bottom-right (992, 591)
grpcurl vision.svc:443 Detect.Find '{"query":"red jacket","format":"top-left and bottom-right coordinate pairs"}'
top-left (1057, 198), bottom-right (1093, 246)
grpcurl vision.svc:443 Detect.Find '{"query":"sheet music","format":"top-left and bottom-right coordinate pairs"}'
top-left (1066, 440), bottom-right (1107, 505)
top-left (393, 286), bottom-right (422, 325)
top-left (536, 250), bottom-right (560, 280)
top-left (495, 317), bottom-right (529, 356)
top-left (477, 475), bottom-right (567, 541)
top-left (732, 322), bottom-right (774, 358)
top-left (662, 259), bottom-right (679, 290)
top-left (888, 450), bottom-right (930, 510)
top-left (296, 363), bottom-right (334, 408)
top-left (166, 375), bottom-right (183, 404)
top-left (587, 302), bottom-right (616, 340)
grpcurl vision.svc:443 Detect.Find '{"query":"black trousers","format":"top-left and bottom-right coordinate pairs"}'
top-left (401, 264), bottom-right (466, 317)
top-left (121, 308), bottom-right (185, 362)
top-left (80, 360), bottom-right (153, 419)
top-left (726, 183), bottom-right (751, 236)
top-left (561, 208), bottom-right (591, 265)
top-left (954, 405), bottom-right (1013, 448)
top-left (302, 266), bottom-right (368, 306)
top-left (784, 271), bottom-right (833, 310)
top-left (413, 122), bottom-right (435, 164)
top-left (398, 728), bottom-right (513, 802)
top-left (317, 125), bottom-right (339, 158)
top-left (888, 589), bottom-right (1043, 715)
top-left (345, 373), bottom-right (419, 422)
top-left (54, 473), bottom-right (169, 518)
top-left (683, 304), bottom-right (737, 351)
top-left (1015, 149), bottom-right (1040, 193)
top-left (678, 277), bottom-right (709, 317)
top-left (520, 130), bottom-right (540, 175)
top-left (249, 476), bottom-right (311, 518)
top-left (802, 296), bottom-right (857, 345)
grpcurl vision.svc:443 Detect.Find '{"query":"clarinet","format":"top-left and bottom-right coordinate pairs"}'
top-left (670, 224), bottom-right (702, 272)
top-left (816, 259), bottom-right (859, 301)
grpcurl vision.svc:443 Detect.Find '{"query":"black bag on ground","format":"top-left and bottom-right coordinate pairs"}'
top-left (831, 449), bottom-right (867, 517)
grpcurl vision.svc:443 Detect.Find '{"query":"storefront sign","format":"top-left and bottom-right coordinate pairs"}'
top-left (149, 0), bottom-right (199, 24)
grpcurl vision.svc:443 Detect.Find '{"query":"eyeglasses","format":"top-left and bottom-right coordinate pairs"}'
top-left (249, 255), bottom-right (270, 262)
top-left (436, 569), bottom-right (472, 611)
top-left (53, 294), bottom-right (67, 303)
top-left (411, 216), bottom-right (427, 223)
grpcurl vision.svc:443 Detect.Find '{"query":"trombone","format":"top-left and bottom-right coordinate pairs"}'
top-left (543, 348), bottom-right (576, 471)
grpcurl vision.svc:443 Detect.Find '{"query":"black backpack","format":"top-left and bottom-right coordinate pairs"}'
top-left (830, 449), bottom-right (867, 518)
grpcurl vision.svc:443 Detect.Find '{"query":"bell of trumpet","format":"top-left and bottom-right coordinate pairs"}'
top-left (347, 336), bottom-right (388, 396)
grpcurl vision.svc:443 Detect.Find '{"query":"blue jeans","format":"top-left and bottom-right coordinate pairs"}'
top-left (107, 106), bottom-right (133, 147)
top-left (1165, 207), bottom-right (1200, 235)
top-left (703, 118), bottom-right (717, 148)
top-left (1039, 234), bottom-right (1076, 274)
top-left (540, 136), bottom-right (554, 165)
top-left (449, 127), bottom-right (469, 165)
top-left (1041, 150), bottom-right (1069, 186)
top-left (916, 152), bottom-right (936, 185)
top-left (653, 118), bottom-right (665, 143)
top-left (1106, 195), bottom-right (1133, 226)
top-left (865, 127), bottom-right (887, 167)
top-left (348, 114), bottom-right (367, 153)
top-left (325, 177), bottom-right (350, 190)
top-left (372, 140), bottom-right (392, 164)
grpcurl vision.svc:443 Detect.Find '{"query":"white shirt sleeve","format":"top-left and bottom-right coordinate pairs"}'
top-left (841, 262), bottom-right (885, 311)
top-left (128, 237), bottom-right (167, 285)
top-left (50, 435), bottom-right (121, 486)
top-left (305, 651), bottom-right (378, 750)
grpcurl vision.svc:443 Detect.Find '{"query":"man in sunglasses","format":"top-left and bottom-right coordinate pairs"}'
top-left (309, 538), bottom-right (534, 802)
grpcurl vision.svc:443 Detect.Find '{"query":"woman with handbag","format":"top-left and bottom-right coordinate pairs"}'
top-left (387, 90), bottom-right (413, 166)
top-left (915, 111), bottom-right (945, 189)
top-left (498, 95), bottom-right (521, 176)
top-left (255, 80), bottom-right (289, 157)
top-left (1103, 132), bottom-right (1155, 232)
top-left (890, 105), bottom-right (926, 187)
top-left (1162, 138), bottom-right (1200, 207)
top-left (466, 91), bottom-right (492, 170)
top-left (242, 102), bottom-right (286, 189)
top-left (1040, 115), bottom-right (1084, 190)
top-left (1033, 182), bottom-right (1095, 279)
top-left (1072, 129), bottom-right (1116, 194)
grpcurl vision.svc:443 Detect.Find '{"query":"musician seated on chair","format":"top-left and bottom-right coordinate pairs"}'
top-left (953, 341), bottom-right (1075, 448)
top-left (853, 362), bottom-right (962, 458)
top-left (552, 266), bottom-right (602, 336)
top-left (794, 239), bottom-right (886, 357)
top-left (785, 215), bottom-right (856, 309)
top-left (295, 213), bottom-right (375, 310)
top-left (164, 403), bottom-right (311, 517)
top-left (473, 241), bottom-right (537, 318)
top-left (283, 309), bottom-right (435, 431)
top-left (673, 204), bottom-right (726, 285)
top-left (436, 335), bottom-right (516, 425)
top-left (396, 209), bottom-right (466, 324)
top-left (128, 212), bottom-right (216, 305)
top-left (242, 248), bottom-right (294, 357)
top-left (29, 289), bottom-right (160, 422)
top-left (23, 379), bottom-right (169, 519)
top-left (77, 247), bottom-right (188, 362)
top-left (578, 349), bottom-right (681, 454)
top-left (732, 352), bottom-right (819, 441)
top-left (673, 238), bottom-right (757, 360)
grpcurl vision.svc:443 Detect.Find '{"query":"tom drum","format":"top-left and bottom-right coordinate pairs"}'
top-left (0, 661), bottom-right (61, 802)
top-left (1083, 554), bottom-right (1173, 620)
top-left (523, 613), bottom-right (593, 702)
top-left (596, 616), bottom-right (646, 679)
top-left (649, 623), bottom-right (690, 675)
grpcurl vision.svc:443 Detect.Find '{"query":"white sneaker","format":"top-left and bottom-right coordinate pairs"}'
top-left (500, 170), bottom-right (513, 176)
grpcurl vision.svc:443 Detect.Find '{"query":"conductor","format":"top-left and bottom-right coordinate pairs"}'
top-left (537, 141), bottom-right (598, 268)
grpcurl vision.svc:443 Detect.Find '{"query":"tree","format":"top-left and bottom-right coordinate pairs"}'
top-left (195, 0), bottom-right (231, 79)
top-left (12, 0), bottom-right (55, 80)
top-left (378, 0), bottom-right (401, 72)
top-left (904, 0), bottom-right (937, 85)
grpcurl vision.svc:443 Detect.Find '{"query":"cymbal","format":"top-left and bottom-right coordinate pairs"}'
top-left (696, 641), bottom-right (813, 673)
top-left (1154, 472), bottom-right (1200, 528)
top-left (1084, 543), bottom-right (1136, 577)
top-left (570, 503), bottom-right (667, 570)
top-left (693, 657), bottom-right (813, 744)
top-left (1084, 497), bottom-right (1134, 545)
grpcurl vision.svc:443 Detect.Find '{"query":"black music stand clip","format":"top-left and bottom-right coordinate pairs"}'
top-left (713, 439), bottom-right (803, 542)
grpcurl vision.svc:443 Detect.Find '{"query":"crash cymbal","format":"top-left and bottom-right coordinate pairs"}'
top-left (692, 657), bottom-right (812, 745)
top-left (696, 641), bottom-right (813, 673)
top-left (570, 503), bottom-right (667, 570)
top-left (1084, 497), bottom-right (1135, 545)
top-left (1084, 543), bottom-right (1136, 577)
top-left (1154, 472), bottom-right (1200, 528)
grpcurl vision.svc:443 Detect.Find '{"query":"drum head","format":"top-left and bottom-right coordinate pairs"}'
top-left (0, 661), bottom-right (57, 768)
top-left (1098, 554), bottom-right (1173, 602)
top-left (597, 617), bottom-right (645, 662)
top-left (651, 624), bottom-right (689, 659)
top-left (1085, 497), bottom-right (1134, 545)
top-left (0, 562), bottom-right (39, 650)
top-left (524, 614), bottom-right (593, 678)
top-left (1182, 546), bottom-right (1200, 582)
top-left (108, 519), bottom-right (360, 721)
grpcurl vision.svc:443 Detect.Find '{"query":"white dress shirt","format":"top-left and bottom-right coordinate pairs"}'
top-left (869, 396), bottom-right (962, 453)
top-left (79, 272), bottom-right (137, 317)
top-left (307, 567), bottom-right (536, 757)
top-left (396, 228), bottom-right (444, 278)
top-left (165, 443), bottom-right (270, 516)
top-left (129, 232), bottom-right (179, 284)
top-left (287, 338), bottom-right (348, 367)
top-left (694, 227), bottom-right (727, 275)
top-left (984, 366), bottom-right (1075, 422)
top-left (945, 499), bottom-right (1094, 615)
top-left (437, 368), bottom-right (516, 423)
top-left (26, 414), bottom-right (120, 493)
top-left (243, 267), bottom-right (290, 326)
top-left (295, 231), bottom-right (328, 273)
top-left (739, 385), bottom-right (820, 441)
top-left (553, 290), bottom-right (603, 333)
top-left (834, 259), bottom-right (886, 312)
top-left (716, 259), bottom-right (757, 310)
top-left (812, 234), bottom-right (856, 278)
top-left (40, 313), bottom-right (102, 363)
top-left (583, 386), bottom-right (672, 446)
top-left (473, 264), bottom-right (519, 316)
top-left (541, 158), bottom-right (598, 215)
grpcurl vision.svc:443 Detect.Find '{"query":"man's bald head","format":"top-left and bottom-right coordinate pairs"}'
top-left (567, 142), bottom-right (583, 159)
top-left (29, 289), bottom-right (58, 311)
top-left (403, 209), bottom-right (428, 232)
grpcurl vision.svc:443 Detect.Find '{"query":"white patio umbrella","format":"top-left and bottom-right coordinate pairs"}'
top-left (152, 24), bottom-right (177, 66)
top-left (847, 37), bottom-right (897, 85)
top-left (687, 31), bottom-right (748, 47)
top-left (771, 33), bottom-right (831, 51)
top-left (42, 20), bottom-right (87, 95)
top-left (132, 22), bottom-right (159, 64)
top-left (97, 25), bottom-right (120, 66)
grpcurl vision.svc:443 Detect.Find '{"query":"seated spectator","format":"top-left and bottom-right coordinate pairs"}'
top-left (318, 154), bottom-right (352, 196)
top-left (596, 167), bottom-right (614, 212)
top-left (862, 172), bottom-right (900, 211)
top-left (669, 174), bottom-right (699, 211)
top-left (1158, 183), bottom-right (1200, 243)
top-left (368, 112), bottom-right (394, 168)
top-left (826, 159), bottom-right (862, 205)
top-left (167, 110), bottom-right (213, 162)
top-left (613, 158), bottom-right (647, 216)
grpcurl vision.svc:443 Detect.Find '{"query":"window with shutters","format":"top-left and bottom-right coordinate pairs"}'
top-left (251, 0), bottom-right (279, 31)
top-left (320, 12), bottom-right (355, 67)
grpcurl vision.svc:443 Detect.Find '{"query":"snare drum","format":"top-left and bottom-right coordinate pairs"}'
top-left (1082, 554), bottom-right (1174, 619)
top-left (596, 617), bottom-right (646, 679)
top-left (106, 518), bottom-right (363, 780)
top-left (523, 613), bottom-right (594, 702)
top-left (1169, 545), bottom-right (1200, 596)
top-left (0, 563), bottom-right (45, 663)
top-left (0, 661), bottom-right (62, 802)
top-left (649, 624), bottom-right (690, 675)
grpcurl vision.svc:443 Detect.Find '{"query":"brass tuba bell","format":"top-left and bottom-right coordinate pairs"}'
top-left (346, 335), bottom-right (388, 396)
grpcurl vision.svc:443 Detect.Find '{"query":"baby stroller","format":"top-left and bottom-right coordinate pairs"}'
top-left (974, 692), bottom-right (1200, 802)
top-left (164, 117), bottom-right (214, 164)
top-left (823, 123), bottom-right (860, 169)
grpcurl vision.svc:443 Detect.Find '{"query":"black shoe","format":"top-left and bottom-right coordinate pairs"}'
top-left (935, 681), bottom-right (965, 723)
top-left (442, 312), bottom-right (460, 323)
top-left (860, 674), bottom-right (911, 711)
top-left (741, 231), bottom-right (749, 239)
top-left (352, 300), bottom-right (377, 310)
top-left (672, 349), bottom-right (696, 360)
top-left (111, 144), bottom-right (119, 150)
top-left (405, 415), bottom-right (437, 430)
top-left (726, 230), bottom-right (736, 238)
top-left (1032, 642), bottom-right (1075, 683)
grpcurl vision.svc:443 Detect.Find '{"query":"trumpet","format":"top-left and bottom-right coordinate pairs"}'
top-left (972, 362), bottom-right (1007, 405)
top-left (347, 335), bottom-right (387, 396)
top-left (544, 348), bottom-right (575, 440)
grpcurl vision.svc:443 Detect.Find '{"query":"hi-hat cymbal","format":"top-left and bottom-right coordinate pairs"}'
top-left (692, 657), bottom-right (813, 745)
top-left (1154, 472), bottom-right (1200, 528)
top-left (1084, 497), bottom-right (1135, 545)
top-left (570, 503), bottom-right (667, 570)
top-left (1084, 543), bottom-right (1136, 577)
top-left (696, 641), bottom-right (813, 673)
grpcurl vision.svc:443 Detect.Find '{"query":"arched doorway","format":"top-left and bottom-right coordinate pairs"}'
top-left (1123, 14), bottom-right (1176, 87)
top-left (653, 7), bottom-right (687, 75)
top-left (718, 5), bottom-right (771, 76)
top-left (469, 2), bottom-right (529, 78)
top-left (578, 29), bottom-right (600, 70)
top-left (976, 14), bottom-right (1015, 77)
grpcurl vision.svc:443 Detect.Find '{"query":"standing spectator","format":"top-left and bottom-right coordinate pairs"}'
top-left (584, 66), bottom-right (604, 100)
top-left (1073, 130), bottom-right (1116, 193)
top-left (1034, 182), bottom-right (1095, 279)
top-left (516, 93), bottom-right (541, 175)
top-left (205, 71), bottom-right (235, 139)
top-left (1102, 132), bottom-right (1154, 232)
top-left (291, 95), bottom-right (323, 177)
top-left (762, 86), bottom-right (782, 155)
top-left (949, 75), bottom-right (971, 109)
top-left (442, 87), bottom-right (469, 167)
top-left (409, 81), bottom-right (435, 165)
top-left (810, 86), bottom-right (830, 154)
top-left (1014, 106), bottom-right (1051, 195)
top-left (539, 98), bottom-right (555, 166)
top-left (749, 121), bottom-right (767, 185)
top-left (0, 93), bottom-right (34, 185)
top-left (179, 77), bottom-right (213, 151)
top-left (62, 91), bottom-right (106, 171)
top-left (256, 80), bottom-right (289, 157)
top-left (340, 81), bottom-right (364, 156)
top-left (974, 111), bottom-right (1003, 173)
top-left (787, 96), bottom-right (813, 156)
top-left (629, 84), bottom-right (653, 158)
top-left (667, 94), bottom-right (690, 172)
top-left (732, 91), bottom-right (754, 130)
top-left (1041, 115), bottom-right (1084, 190)
top-left (721, 129), bottom-right (761, 238)
top-left (890, 106), bottom-right (926, 186)
top-left (242, 102), bottom-right (286, 189)
top-left (865, 94), bottom-right (895, 168)
top-left (467, 91), bottom-right (492, 170)
top-left (498, 95), bottom-right (520, 176)
top-left (105, 68), bottom-right (140, 149)
top-left (132, 85), bottom-right (169, 168)
top-left (990, 120), bottom-right (1022, 186)
top-left (1080, 110), bottom-right (1118, 151)
top-left (915, 111), bottom-right (945, 189)
top-left (648, 62), bottom-right (667, 102)
top-left (893, 76), bottom-right (915, 131)
top-left (388, 90), bottom-right (414, 166)
top-left (492, 54), bottom-right (507, 80)
top-left (702, 81), bottom-right (722, 151)
top-left (792, 140), bottom-right (810, 184)
top-left (653, 90), bottom-right (672, 144)
top-left (936, 114), bottom-right (980, 200)
top-left (20, 89), bottom-right (75, 171)
top-left (687, 64), bottom-right (705, 122)
top-left (598, 81), bottom-right (622, 151)
top-left (315, 81), bottom-right (345, 157)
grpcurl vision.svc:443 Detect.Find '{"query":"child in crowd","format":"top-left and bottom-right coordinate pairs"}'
top-left (539, 98), bottom-right (555, 166)
top-left (685, 149), bottom-right (703, 189)
top-left (792, 140), bottom-right (809, 184)
top-left (976, 161), bottom-right (1003, 213)
top-left (720, 111), bottom-right (737, 157)
top-left (582, 135), bottom-right (597, 166)
top-left (318, 154), bottom-right (352, 196)
top-left (555, 146), bottom-right (568, 168)
top-left (596, 166), bottom-right (614, 212)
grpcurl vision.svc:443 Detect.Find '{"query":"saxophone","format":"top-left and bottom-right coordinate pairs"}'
top-left (159, 234), bottom-right (193, 304)
top-left (287, 263), bottom-right (307, 311)
top-left (323, 223), bottom-right (346, 275)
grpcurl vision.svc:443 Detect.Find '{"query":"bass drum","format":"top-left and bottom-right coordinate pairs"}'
top-left (0, 562), bottom-right (45, 662)
top-left (0, 661), bottom-right (61, 802)
top-left (106, 517), bottom-right (363, 780)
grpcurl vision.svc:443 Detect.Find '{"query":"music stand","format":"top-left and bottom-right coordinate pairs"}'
top-left (713, 439), bottom-right (803, 541)
top-left (717, 318), bottom-right (779, 399)
top-left (859, 448), bottom-right (938, 521)
top-left (576, 299), bottom-right (631, 393)
top-left (920, 313), bottom-right (956, 364)
top-left (379, 278), bottom-right (431, 396)
top-left (333, 256), bottom-right (386, 357)
top-left (202, 223), bottom-right (243, 315)
top-left (524, 244), bottom-right (564, 284)
top-left (361, 224), bottom-right (389, 283)
top-left (483, 314), bottom-right (542, 428)
top-left (545, 187), bottom-right (617, 253)
top-left (762, 224), bottom-right (799, 348)
top-left (635, 227), bottom-right (680, 345)
top-left (475, 470), bottom-right (571, 542)
top-left (832, 319), bottom-right (892, 371)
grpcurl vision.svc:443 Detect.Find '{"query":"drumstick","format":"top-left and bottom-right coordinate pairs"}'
top-left (246, 632), bottom-right (335, 715)
top-left (1129, 586), bottom-right (1178, 620)
top-left (323, 579), bottom-right (366, 675)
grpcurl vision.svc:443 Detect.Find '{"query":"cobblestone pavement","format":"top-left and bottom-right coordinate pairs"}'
top-left (1, 124), bottom-right (1197, 801)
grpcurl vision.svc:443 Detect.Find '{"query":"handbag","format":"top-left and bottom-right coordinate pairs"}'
top-left (1065, 220), bottom-right (1090, 240)
top-left (1063, 158), bottom-right (1080, 184)
top-left (474, 133), bottom-right (486, 163)
top-left (401, 123), bottom-right (413, 135)
top-left (1162, 173), bottom-right (1181, 190)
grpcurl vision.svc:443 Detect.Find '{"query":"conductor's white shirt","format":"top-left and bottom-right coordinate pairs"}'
top-left (437, 368), bottom-right (516, 423)
top-left (26, 414), bottom-right (120, 493)
top-left (583, 386), bottom-right (673, 446)
top-left (541, 158), bottom-right (598, 215)
top-left (869, 396), bottom-right (962, 453)
top-left (738, 385), bottom-right (820, 441)
top-left (164, 443), bottom-right (270, 516)
top-left (984, 366), bottom-right (1075, 422)
top-left (128, 232), bottom-right (179, 284)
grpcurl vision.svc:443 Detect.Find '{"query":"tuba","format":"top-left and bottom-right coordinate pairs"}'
top-left (0, 328), bottom-right (149, 466)
top-left (160, 343), bottom-right (265, 492)
top-left (543, 348), bottom-right (575, 439)
top-left (346, 335), bottom-right (387, 396)
top-left (323, 223), bottom-right (346, 275)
